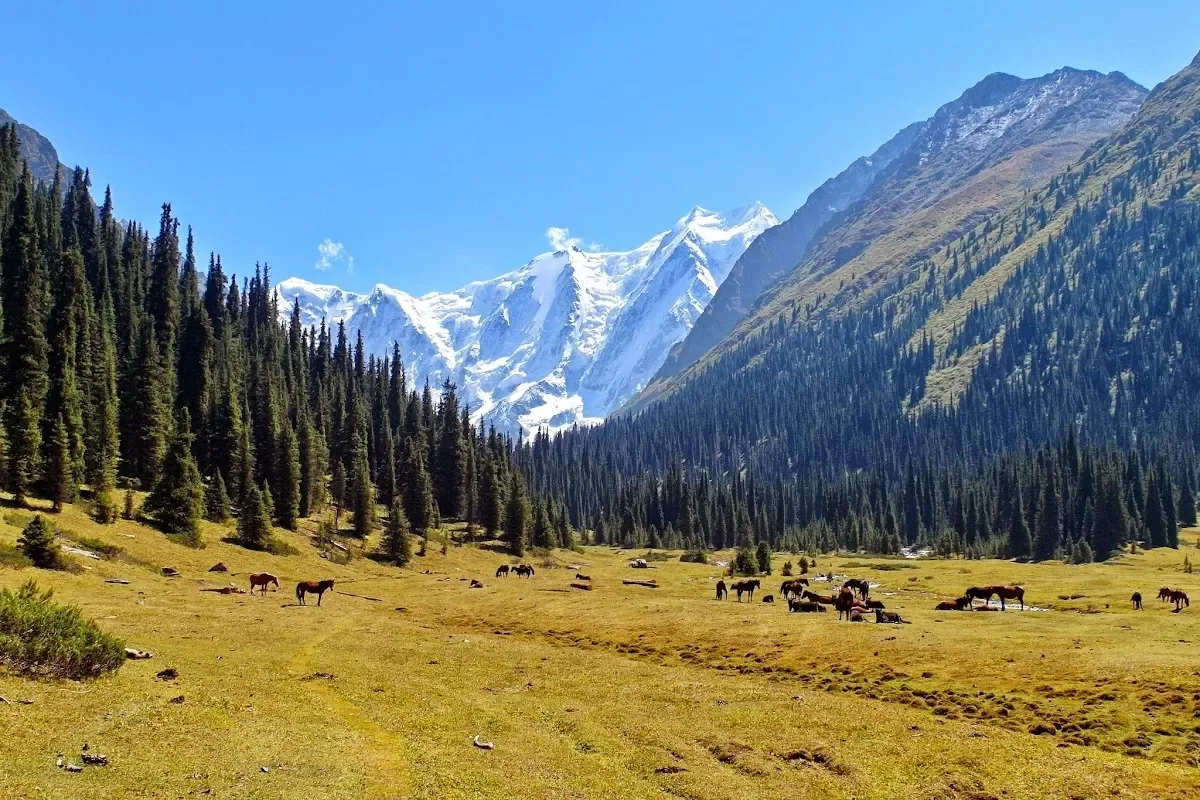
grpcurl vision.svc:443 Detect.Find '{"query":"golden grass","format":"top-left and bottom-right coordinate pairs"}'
top-left (2, 502), bottom-right (1199, 798)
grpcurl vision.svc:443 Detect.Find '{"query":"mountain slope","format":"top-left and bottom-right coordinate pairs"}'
top-left (633, 67), bottom-right (1148, 412)
top-left (278, 203), bottom-right (776, 434)
top-left (0, 107), bottom-right (70, 186)
top-left (529, 50), bottom-right (1200, 518)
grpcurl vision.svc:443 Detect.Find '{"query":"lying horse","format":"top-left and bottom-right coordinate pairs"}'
top-left (495, 565), bottom-right (511, 578)
top-left (248, 572), bottom-right (279, 596)
top-left (843, 578), bottom-right (870, 600)
top-left (716, 580), bottom-right (727, 601)
top-left (1130, 592), bottom-right (1142, 610)
top-left (762, 594), bottom-right (774, 604)
top-left (874, 609), bottom-right (911, 624)
top-left (789, 599), bottom-right (826, 613)
top-left (934, 596), bottom-right (972, 611)
top-left (801, 589), bottom-right (837, 606)
top-left (731, 579), bottom-right (760, 602)
top-left (296, 579), bottom-right (335, 606)
top-left (515, 564), bottom-right (535, 578)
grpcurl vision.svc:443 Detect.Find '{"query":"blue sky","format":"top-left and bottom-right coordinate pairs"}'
top-left (3, 2), bottom-right (1198, 294)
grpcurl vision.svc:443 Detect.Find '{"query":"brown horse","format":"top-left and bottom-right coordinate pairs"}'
top-left (715, 580), bottom-right (727, 601)
top-left (801, 589), bottom-right (837, 606)
top-left (1130, 592), bottom-right (1142, 610)
top-left (843, 578), bottom-right (870, 600)
top-left (515, 564), bottom-right (535, 578)
top-left (296, 579), bottom-right (335, 606)
top-left (835, 587), bottom-right (857, 620)
top-left (1157, 586), bottom-right (1174, 602)
top-left (788, 599), bottom-right (826, 613)
top-left (495, 565), bottom-right (511, 578)
top-left (1163, 589), bottom-right (1190, 611)
top-left (731, 579), bottom-right (760, 602)
top-left (248, 572), bottom-right (279, 595)
top-left (874, 609), bottom-right (911, 624)
top-left (963, 586), bottom-right (993, 607)
top-left (761, 594), bottom-right (775, 604)
top-left (987, 585), bottom-right (1025, 610)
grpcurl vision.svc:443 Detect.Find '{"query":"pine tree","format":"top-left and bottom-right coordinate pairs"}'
top-left (1092, 472), bottom-right (1128, 559)
top-left (479, 454), bottom-right (502, 537)
top-left (18, 515), bottom-right (60, 569)
top-left (755, 541), bottom-right (772, 574)
top-left (46, 414), bottom-right (71, 512)
top-left (1180, 476), bottom-right (1197, 528)
top-left (144, 410), bottom-right (204, 544)
top-left (432, 379), bottom-right (465, 518)
top-left (504, 472), bottom-right (529, 556)
top-left (1, 168), bottom-right (49, 504)
top-left (402, 441), bottom-right (435, 534)
top-left (205, 470), bottom-right (232, 523)
top-left (531, 497), bottom-right (553, 550)
top-left (237, 482), bottom-right (272, 550)
top-left (380, 497), bottom-right (413, 566)
top-left (87, 266), bottom-right (120, 524)
top-left (1144, 472), bottom-right (1169, 548)
top-left (1034, 476), bottom-right (1062, 561)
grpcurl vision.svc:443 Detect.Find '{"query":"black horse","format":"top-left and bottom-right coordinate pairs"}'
top-left (715, 580), bottom-right (727, 601)
top-left (495, 564), bottom-right (511, 578)
top-left (731, 579), bottom-right (760, 602)
top-left (515, 564), bottom-right (535, 578)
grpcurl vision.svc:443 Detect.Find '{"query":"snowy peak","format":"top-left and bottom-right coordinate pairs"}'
top-left (277, 202), bottom-right (774, 435)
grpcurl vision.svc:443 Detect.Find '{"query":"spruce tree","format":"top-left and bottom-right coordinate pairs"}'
top-left (1144, 472), bottom-right (1168, 548)
top-left (531, 497), bottom-right (553, 550)
top-left (381, 497), bottom-right (413, 566)
top-left (1007, 491), bottom-right (1032, 560)
top-left (237, 482), bottom-right (272, 550)
top-left (479, 455), bottom-right (502, 537)
top-left (504, 472), bottom-right (529, 556)
top-left (1092, 473), bottom-right (1127, 559)
top-left (46, 414), bottom-right (71, 513)
top-left (1180, 476), bottom-right (1197, 528)
top-left (274, 424), bottom-right (301, 530)
top-left (755, 540), bottom-right (772, 574)
top-left (1, 169), bottom-right (49, 504)
top-left (144, 410), bottom-right (204, 543)
top-left (18, 515), bottom-right (60, 569)
top-left (87, 267), bottom-right (120, 524)
top-left (402, 442), bottom-right (435, 534)
top-left (205, 470), bottom-right (232, 523)
top-left (1034, 476), bottom-right (1062, 561)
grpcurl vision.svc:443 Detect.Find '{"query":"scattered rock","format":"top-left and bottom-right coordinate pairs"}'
top-left (156, 667), bottom-right (179, 680)
top-left (169, 695), bottom-right (185, 704)
top-left (81, 752), bottom-right (109, 766)
top-left (56, 754), bottom-right (83, 773)
top-left (654, 765), bottom-right (686, 774)
top-left (161, 567), bottom-right (180, 578)
top-left (302, 672), bottom-right (336, 681)
top-left (124, 648), bottom-right (153, 660)
top-left (630, 558), bottom-right (649, 569)
top-left (472, 735), bottom-right (495, 750)
top-left (260, 766), bottom-right (270, 773)
top-left (469, 579), bottom-right (483, 589)
top-left (208, 563), bottom-right (228, 573)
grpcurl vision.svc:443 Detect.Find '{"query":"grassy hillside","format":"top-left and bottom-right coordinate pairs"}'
top-left (2, 501), bottom-right (1199, 798)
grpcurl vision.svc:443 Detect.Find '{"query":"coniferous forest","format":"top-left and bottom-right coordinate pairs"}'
top-left (0, 124), bottom-right (574, 560)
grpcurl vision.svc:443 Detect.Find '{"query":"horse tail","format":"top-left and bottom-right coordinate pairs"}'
top-left (295, 583), bottom-right (303, 602)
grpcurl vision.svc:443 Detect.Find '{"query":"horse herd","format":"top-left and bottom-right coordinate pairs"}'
top-left (713, 576), bottom-right (909, 622)
top-left (1140, 586), bottom-right (1191, 611)
top-left (242, 572), bottom-right (336, 606)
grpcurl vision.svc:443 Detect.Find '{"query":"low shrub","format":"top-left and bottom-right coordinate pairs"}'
top-left (18, 516), bottom-right (64, 569)
top-left (640, 550), bottom-right (670, 562)
top-left (0, 542), bottom-right (32, 569)
top-left (0, 580), bottom-right (126, 679)
top-left (680, 549), bottom-right (709, 564)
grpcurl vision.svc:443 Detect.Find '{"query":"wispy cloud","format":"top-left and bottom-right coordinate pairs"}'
top-left (587, 241), bottom-right (604, 252)
top-left (545, 226), bottom-right (581, 252)
top-left (315, 238), bottom-right (353, 272)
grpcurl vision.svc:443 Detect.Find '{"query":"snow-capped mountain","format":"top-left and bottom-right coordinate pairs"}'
top-left (277, 202), bottom-right (777, 434)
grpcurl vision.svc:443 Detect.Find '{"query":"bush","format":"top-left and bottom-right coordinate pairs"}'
top-left (782, 560), bottom-right (793, 576)
top-left (0, 580), bottom-right (126, 678)
top-left (756, 542), bottom-right (772, 574)
top-left (640, 550), bottom-right (670, 562)
top-left (18, 516), bottom-right (62, 569)
top-left (680, 549), bottom-right (709, 564)
top-left (731, 547), bottom-right (759, 576)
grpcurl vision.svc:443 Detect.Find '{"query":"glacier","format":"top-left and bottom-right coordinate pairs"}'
top-left (277, 202), bottom-right (777, 435)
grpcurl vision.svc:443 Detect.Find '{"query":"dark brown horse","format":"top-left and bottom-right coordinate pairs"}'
top-left (933, 596), bottom-right (972, 611)
top-left (779, 578), bottom-right (809, 599)
top-left (1157, 586), bottom-right (1174, 602)
top-left (731, 579), bottom-right (760, 602)
top-left (1164, 589), bottom-right (1190, 610)
top-left (515, 564), bottom-right (535, 578)
top-left (761, 594), bottom-right (775, 604)
top-left (874, 609), bottom-right (911, 624)
top-left (788, 599), bottom-right (826, 613)
top-left (716, 580), bottom-right (727, 601)
top-left (835, 587), bottom-right (857, 620)
top-left (1130, 592), bottom-right (1142, 610)
top-left (296, 579), bottom-right (335, 606)
top-left (963, 586), bottom-right (993, 607)
top-left (843, 578), bottom-right (870, 600)
top-left (248, 572), bottom-right (279, 595)
top-left (495, 565), bottom-right (511, 578)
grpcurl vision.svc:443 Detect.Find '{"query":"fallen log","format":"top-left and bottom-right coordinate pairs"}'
top-left (622, 579), bottom-right (658, 588)
top-left (336, 590), bottom-right (382, 602)
top-left (569, 582), bottom-right (593, 591)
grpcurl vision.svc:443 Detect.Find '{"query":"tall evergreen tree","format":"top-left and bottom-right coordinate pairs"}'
top-left (1034, 475), bottom-right (1062, 561)
top-left (381, 497), bottom-right (413, 566)
top-left (144, 410), bottom-right (204, 543)
top-left (504, 472), bottom-right (529, 556)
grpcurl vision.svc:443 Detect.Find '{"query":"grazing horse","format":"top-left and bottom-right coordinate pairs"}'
top-left (515, 564), bottom-right (535, 578)
top-left (732, 579), bottom-right (761, 602)
top-left (963, 586), bottom-right (993, 608)
top-left (716, 580), bottom-right (727, 601)
top-left (789, 599), bottom-right (826, 613)
top-left (1164, 589), bottom-right (1190, 611)
top-left (762, 594), bottom-right (775, 604)
top-left (874, 609), bottom-right (911, 624)
top-left (779, 579), bottom-right (809, 599)
top-left (843, 578), bottom-right (870, 600)
top-left (1158, 586), bottom-right (1174, 602)
top-left (801, 589), bottom-right (837, 606)
top-left (986, 585), bottom-right (1026, 610)
top-left (296, 579), bottom-right (335, 606)
top-left (495, 565), bottom-right (511, 578)
top-left (248, 572), bottom-right (279, 596)
top-left (1130, 592), bottom-right (1143, 610)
